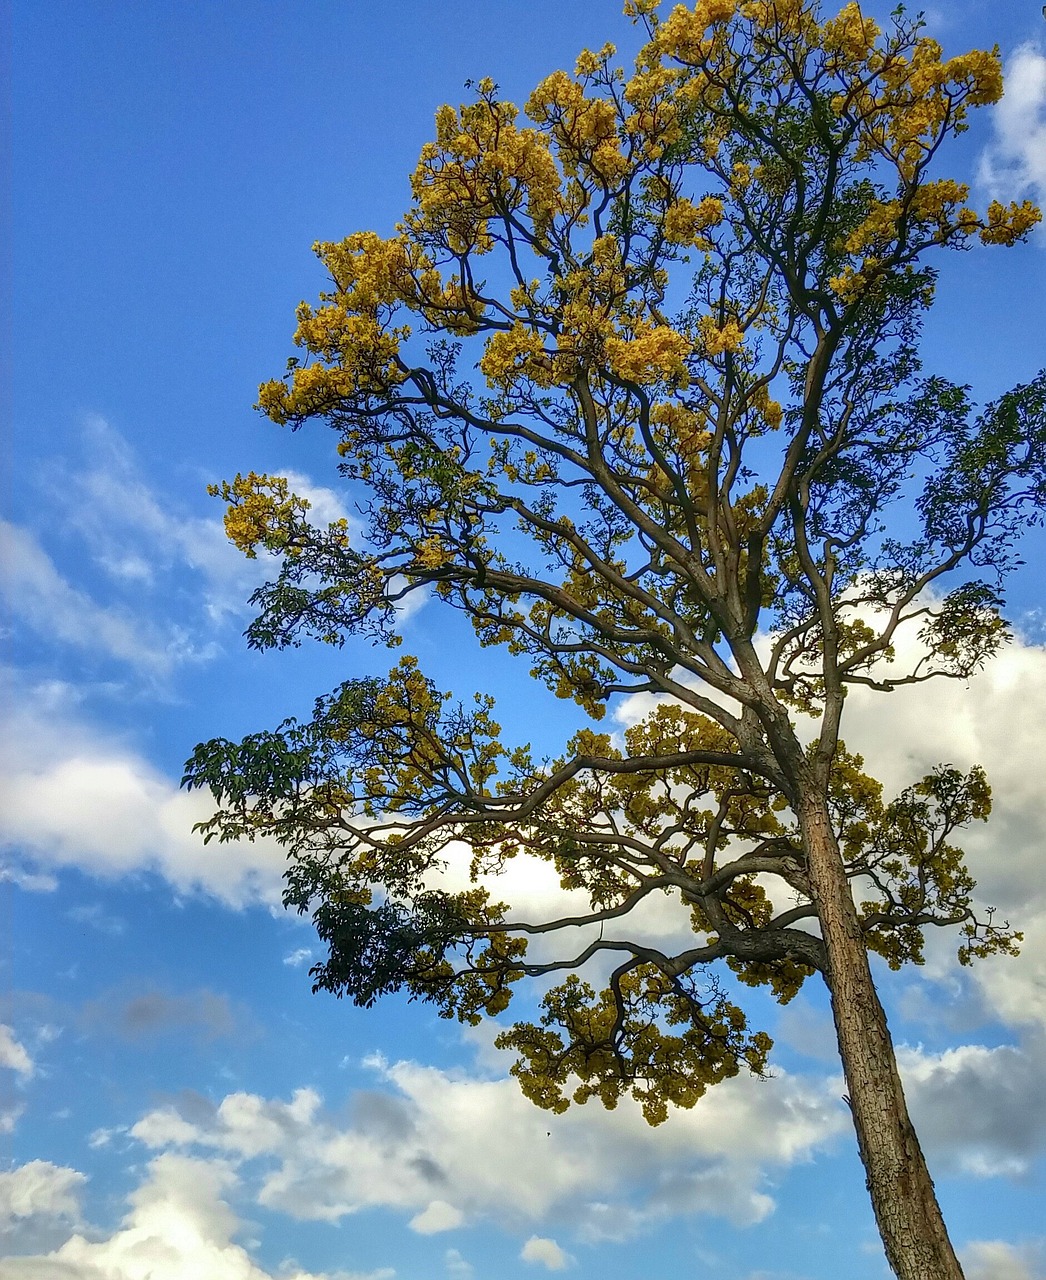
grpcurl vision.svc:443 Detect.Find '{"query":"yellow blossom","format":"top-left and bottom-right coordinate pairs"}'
top-left (480, 323), bottom-right (554, 388)
top-left (209, 473), bottom-right (310, 559)
top-left (663, 195), bottom-right (725, 244)
top-left (979, 199), bottom-right (1042, 246)
top-left (414, 536), bottom-right (451, 570)
top-left (698, 314), bottom-right (744, 355)
top-left (822, 3), bottom-right (880, 64)
top-left (606, 323), bottom-right (692, 384)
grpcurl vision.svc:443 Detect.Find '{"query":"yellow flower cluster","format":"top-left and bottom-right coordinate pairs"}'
top-left (413, 535), bottom-right (452, 570)
top-left (878, 41), bottom-right (1003, 171)
top-left (979, 199), bottom-right (1042, 246)
top-left (652, 3), bottom-right (720, 64)
top-left (909, 178), bottom-right (969, 222)
top-left (480, 323), bottom-right (553, 389)
top-left (621, 63), bottom-right (689, 158)
top-left (827, 263), bottom-right (868, 302)
top-left (258, 363), bottom-right (360, 426)
top-left (821, 3), bottom-right (880, 65)
top-left (730, 161), bottom-right (752, 191)
top-left (526, 70), bottom-right (629, 182)
top-left (574, 42), bottom-right (616, 79)
top-left (553, 239), bottom-right (629, 374)
top-left (844, 199), bottom-right (901, 255)
top-left (739, 0), bottom-right (816, 39)
top-left (748, 382), bottom-right (783, 431)
top-left (833, 183), bottom-right (1039, 299)
top-left (208, 472), bottom-right (312, 559)
top-left (650, 400), bottom-right (712, 461)
top-left (698, 314), bottom-right (744, 355)
top-left (413, 91), bottom-right (563, 251)
top-left (319, 231), bottom-right (410, 309)
top-left (663, 195), bottom-right (725, 245)
top-left (606, 322), bottom-right (693, 384)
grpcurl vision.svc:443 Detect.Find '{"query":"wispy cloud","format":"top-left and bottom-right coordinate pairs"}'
top-left (0, 519), bottom-right (212, 679)
top-left (5, 415), bottom-right (365, 691)
top-left (0, 1026), bottom-right (34, 1080)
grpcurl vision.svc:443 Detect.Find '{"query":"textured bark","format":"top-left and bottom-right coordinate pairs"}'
top-left (798, 789), bottom-right (965, 1280)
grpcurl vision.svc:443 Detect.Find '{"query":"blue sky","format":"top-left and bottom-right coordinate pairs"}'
top-left (4, 3), bottom-right (1046, 1279)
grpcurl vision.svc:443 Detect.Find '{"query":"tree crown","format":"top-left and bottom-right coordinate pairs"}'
top-left (187, 0), bottom-right (1042, 1122)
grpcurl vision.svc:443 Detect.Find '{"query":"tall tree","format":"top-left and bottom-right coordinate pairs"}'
top-left (185, 3), bottom-right (1045, 1276)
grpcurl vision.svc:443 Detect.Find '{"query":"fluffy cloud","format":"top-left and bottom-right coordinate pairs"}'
top-left (127, 1053), bottom-right (844, 1241)
top-left (520, 1237), bottom-right (573, 1269)
top-left (0, 1161), bottom-right (85, 1258)
top-left (979, 45), bottom-right (1046, 228)
top-left (0, 1154), bottom-right (390, 1280)
top-left (837, 634), bottom-right (1046, 1030)
top-left (0, 1162), bottom-right (84, 1223)
top-left (900, 1039), bottom-right (1046, 1177)
top-left (408, 1201), bottom-right (465, 1234)
top-left (0, 676), bottom-right (286, 907)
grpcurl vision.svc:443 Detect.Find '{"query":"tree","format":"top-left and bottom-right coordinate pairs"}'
top-left (184, 3), bottom-right (1046, 1276)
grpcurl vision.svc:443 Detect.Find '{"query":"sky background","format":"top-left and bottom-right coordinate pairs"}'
top-left (4, 2), bottom-right (1046, 1279)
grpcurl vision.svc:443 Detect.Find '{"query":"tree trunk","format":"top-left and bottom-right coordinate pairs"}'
top-left (797, 789), bottom-right (965, 1280)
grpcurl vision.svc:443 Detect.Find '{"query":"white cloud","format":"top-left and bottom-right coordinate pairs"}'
top-left (0, 520), bottom-right (210, 678)
top-left (5, 416), bottom-right (367, 691)
top-left (0, 1163), bottom-right (84, 1224)
top-left (520, 1236), bottom-right (573, 1269)
top-left (837, 634), bottom-right (1046, 1030)
top-left (961, 1238), bottom-right (1044, 1280)
top-left (283, 949), bottom-right (314, 968)
top-left (0, 1026), bottom-right (34, 1080)
top-left (57, 417), bottom-right (359, 628)
top-left (899, 1039), bottom-right (1046, 1177)
top-left (127, 1053), bottom-right (843, 1241)
top-left (48, 415), bottom-right (267, 630)
top-left (0, 1162), bottom-right (85, 1258)
top-left (0, 676), bottom-right (286, 907)
top-left (408, 1201), bottom-right (464, 1234)
top-left (979, 44), bottom-right (1046, 229)
top-left (0, 1154), bottom-right (390, 1280)
top-left (0, 1106), bottom-right (25, 1135)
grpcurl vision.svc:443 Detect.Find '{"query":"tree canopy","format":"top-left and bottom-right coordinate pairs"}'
top-left (185, 3), bottom-right (1045, 1276)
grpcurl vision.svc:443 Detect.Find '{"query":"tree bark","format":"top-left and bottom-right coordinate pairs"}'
top-left (797, 788), bottom-right (965, 1280)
